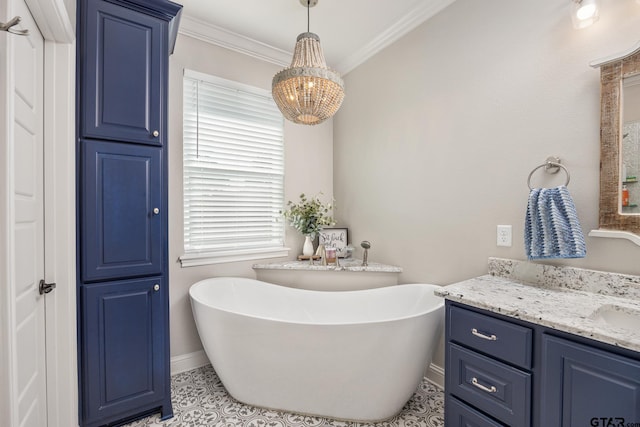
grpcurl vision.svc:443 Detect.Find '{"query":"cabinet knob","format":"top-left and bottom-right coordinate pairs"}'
top-left (153, 208), bottom-right (160, 215)
top-left (152, 130), bottom-right (159, 137)
top-left (154, 284), bottom-right (160, 291)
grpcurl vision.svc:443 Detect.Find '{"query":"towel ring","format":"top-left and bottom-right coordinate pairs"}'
top-left (527, 157), bottom-right (570, 190)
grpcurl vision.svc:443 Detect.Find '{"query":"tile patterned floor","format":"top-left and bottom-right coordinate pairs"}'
top-left (123, 365), bottom-right (445, 427)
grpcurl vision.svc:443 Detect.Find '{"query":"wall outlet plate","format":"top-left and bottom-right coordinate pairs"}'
top-left (497, 225), bottom-right (512, 247)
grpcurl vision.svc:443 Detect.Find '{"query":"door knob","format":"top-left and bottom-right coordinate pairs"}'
top-left (152, 130), bottom-right (159, 137)
top-left (39, 279), bottom-right (56, 295)
top-left (154, 284), bottom-right (160, 291)
top-left (153, 208), bottom-right (160, 215)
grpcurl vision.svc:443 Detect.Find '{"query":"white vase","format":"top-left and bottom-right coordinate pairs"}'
top-left (302, 235), bottom-right (314, 256)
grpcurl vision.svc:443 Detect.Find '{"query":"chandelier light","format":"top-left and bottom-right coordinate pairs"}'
top-left (272, 0), bottom-right (345, 125)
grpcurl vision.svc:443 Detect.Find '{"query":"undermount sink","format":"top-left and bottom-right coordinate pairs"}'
top-left (590, 304), bottom-right (640, 332)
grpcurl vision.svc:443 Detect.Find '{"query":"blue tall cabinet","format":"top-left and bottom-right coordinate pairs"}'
top-left (76, 0), bottom-right (181, 425)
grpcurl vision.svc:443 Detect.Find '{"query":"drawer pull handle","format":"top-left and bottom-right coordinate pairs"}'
top-left (472, 377), bottom-right (497, 393)
top-left (471, 328), bottom-right (497, 341)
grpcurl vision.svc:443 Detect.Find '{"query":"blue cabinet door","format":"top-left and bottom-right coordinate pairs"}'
top-left (541, 334), bottom-right (640, 427)
top-left (80, 0), bottom-right (165, 145)
top-left (81, 277), bottom-right (168, 427)
top-left (81, 140), bottom-right (163, 281)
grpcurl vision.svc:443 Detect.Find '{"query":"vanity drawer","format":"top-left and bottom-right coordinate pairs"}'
top-left (446, 395), bottom-right (506, 427)
top-left (449, 305), bottom-right (532, 368)
top-left (448, 343), bottom-right (531, 427)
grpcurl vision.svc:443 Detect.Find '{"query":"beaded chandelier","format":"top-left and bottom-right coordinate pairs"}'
top-left (272, 1), bottom-right (344, 125)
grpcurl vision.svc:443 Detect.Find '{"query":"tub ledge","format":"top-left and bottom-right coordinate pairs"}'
top-left (252, 259), bottom-right (402, 273)
top-left (252, 259), bottom-right (402, 291)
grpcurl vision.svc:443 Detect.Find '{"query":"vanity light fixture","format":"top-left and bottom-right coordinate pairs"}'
top-left (272, 0), bottom-right (345, 125)
top-left (571, 0), bottom-right (600, 29)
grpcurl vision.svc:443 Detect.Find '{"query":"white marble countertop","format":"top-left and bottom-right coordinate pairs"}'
top-left (435, 259), bottom-right (640, 353)
top-left (252, 259), bottom-right (402, 273)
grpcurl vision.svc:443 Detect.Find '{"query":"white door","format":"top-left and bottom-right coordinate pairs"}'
top-left (3, 2), bottom-right (48, 426)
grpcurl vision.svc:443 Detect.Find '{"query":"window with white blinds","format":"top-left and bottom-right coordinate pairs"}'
top-left (181, 70), bottom-right (286, 266)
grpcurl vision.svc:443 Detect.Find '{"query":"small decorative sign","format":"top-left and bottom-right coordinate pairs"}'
top-left (318, 228), bottom-right (348, 256)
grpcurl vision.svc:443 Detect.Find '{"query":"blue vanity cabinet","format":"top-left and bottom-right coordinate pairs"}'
top-left (541, 335), bottom-right (640, 427)
top-left (77, 0), bottom-right (181, 426)
top-left (81, 278), bottom-right (168, 426)
top-left (445, 301), bottom-right (640, 427)
top-left (80, 0), bottom-right (165, 145)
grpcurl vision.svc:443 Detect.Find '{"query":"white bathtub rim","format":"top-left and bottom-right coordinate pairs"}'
top-left (189, 277), bottom-right (444, 326)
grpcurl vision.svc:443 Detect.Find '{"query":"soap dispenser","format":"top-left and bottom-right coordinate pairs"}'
top-left (622, 185), bottom-right (630, 207)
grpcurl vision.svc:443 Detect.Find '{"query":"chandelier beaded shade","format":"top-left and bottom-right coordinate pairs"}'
top-left (272, 2), bottom-right (344, 125)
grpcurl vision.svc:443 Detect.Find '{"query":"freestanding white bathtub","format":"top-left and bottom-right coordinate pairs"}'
top-left (189, 277), bottom-right (444, 422)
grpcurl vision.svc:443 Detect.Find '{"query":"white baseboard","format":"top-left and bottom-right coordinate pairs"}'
top-left (170, 350), bottom-right (210, 375)
top-left (426, 363), bottom-right (445, 390)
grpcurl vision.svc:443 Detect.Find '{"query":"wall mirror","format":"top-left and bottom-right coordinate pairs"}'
top-left (590, 41), bottom-right (640, 245)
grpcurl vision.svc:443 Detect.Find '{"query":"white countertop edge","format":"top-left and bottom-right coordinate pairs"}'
top-left (435, 275), bottom-right (640, 353)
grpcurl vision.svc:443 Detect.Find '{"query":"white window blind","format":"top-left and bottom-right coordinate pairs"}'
top-left (182, 70), bottom-right (286, 264)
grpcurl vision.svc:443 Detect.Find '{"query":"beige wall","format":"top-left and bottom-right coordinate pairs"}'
top-left (169, 0), bottom-right (640, 377)
top-left (333, 0), bottom-right (640, 378)
top-left (168, 34), bottom-right (334, 358)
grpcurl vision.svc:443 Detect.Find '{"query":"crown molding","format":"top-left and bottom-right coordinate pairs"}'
top-left (178, 15), bottom-right (292, 67)
top-left (335, 0), bottom-right (456, 74)
top-left (178, 0), bottom-right (457, 75)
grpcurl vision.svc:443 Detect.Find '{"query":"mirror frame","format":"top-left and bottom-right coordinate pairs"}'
top-left (591, 42), bottom-right (640, 237)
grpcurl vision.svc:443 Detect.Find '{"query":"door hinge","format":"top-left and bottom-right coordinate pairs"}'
top-left (39, 279), bottom-right (56, 295)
